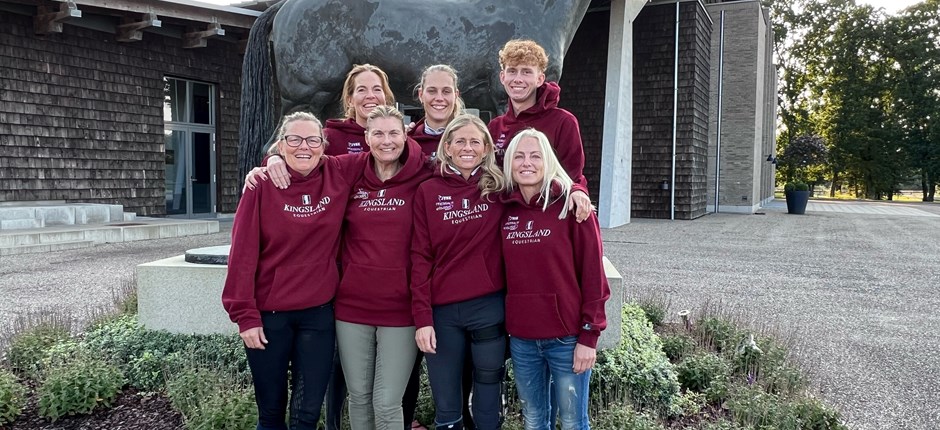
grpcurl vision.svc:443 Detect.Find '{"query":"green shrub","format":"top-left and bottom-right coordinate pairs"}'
top-left (676, 353), bottom-right (731, 394)
top-left (701, 419), bottom-right (748, 430)
top-left (694, 317), bottom-right (745, 354)
top-left (636, 299), bottom-right (669, 327)
top-left (784, 181), bottom-right (809, 192)
top-left (674, 390), bottom-right (707, 417)
top-left (7, 322), bottom-right (71, 378)
top-left (787, 396), bottom-right (847, 430)
top-left (414, 362), bottom-right (435, 427)
top-left (37, 356), bottom-right (124, 421)
top-left (592, 304), bottom-right (680, 416)
top-left (127, 350), bottom-right (185, 392)
top-left (0, 368), bottom-right (27, 425)
top-left (166, 363), bottom-right (257, 430)
top-left (725, 385), bottom-right (783, 428)
top-left (660, 334), bottom-right (696, 362)
top-left (590, 402), bottom-right (664, 430)
top-left (185, 386), bottom-right (257, 430)
top-left (83, 315), bottom-right (248, 388)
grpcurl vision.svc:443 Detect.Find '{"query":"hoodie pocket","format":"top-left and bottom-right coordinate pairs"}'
top-left (263, 262), bottom-right (338, 310)
top-left (505, 293), bottom-right (571, 339)
top-left (338, 263), bottom-right (409, 309)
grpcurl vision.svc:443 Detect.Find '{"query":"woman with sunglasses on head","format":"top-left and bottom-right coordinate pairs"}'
top-left (223, 112), bottom-right (367, 430)
top-left (410, 114), bottom-right (507, 430)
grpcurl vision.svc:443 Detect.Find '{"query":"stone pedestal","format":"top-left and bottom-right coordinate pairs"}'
top-left (137, 245), bottom-right (234, 335)
top-left (136, 247), bottom-right (625, 345)
top-left (598, 256), bottom-right (624, 350)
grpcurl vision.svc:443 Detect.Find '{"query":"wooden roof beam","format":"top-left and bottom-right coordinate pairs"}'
top-left (116, 12), bottom-right (161, 42)
top-left (35, 0), bottom-right (82, 34)
top-left (182, 22), bottom-right (224, 49)
top-left (48, 0), bottom-right (259, 29)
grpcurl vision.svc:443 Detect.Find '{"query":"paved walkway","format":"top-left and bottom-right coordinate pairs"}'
top-left (1, 198), bottom-right (938, 429)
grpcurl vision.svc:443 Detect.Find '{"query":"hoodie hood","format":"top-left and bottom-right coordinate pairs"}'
top-left (408, 118), bottom-right (444, 157)
top-left (325, 117), bottom-right (366, 135)
top-left (501, 180), bottom-right (567, 208)
top-left (506, 81), bottom-right (561, 123)
top-left (362, 137), bottom-right (427, 188)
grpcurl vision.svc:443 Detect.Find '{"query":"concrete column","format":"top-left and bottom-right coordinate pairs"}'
top-left (598, 0), bottom-right (646, 228)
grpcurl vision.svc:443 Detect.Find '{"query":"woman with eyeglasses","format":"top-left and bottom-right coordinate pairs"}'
top-left (224, 112), bottom-right (367, 430)
top-left (245, 105), bottom-right (436, 430)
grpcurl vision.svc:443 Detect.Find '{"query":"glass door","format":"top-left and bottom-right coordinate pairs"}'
top-left (164, 77), bottom-right (217, 217)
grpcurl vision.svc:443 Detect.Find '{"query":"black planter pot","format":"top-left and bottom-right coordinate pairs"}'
top-left (785, 190), bottom-right (810, 214)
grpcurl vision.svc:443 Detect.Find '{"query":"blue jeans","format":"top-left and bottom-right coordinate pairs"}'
top-left (245, 304), bottom-right (335, 430)
top-left (510, 336), bottom-right (591, 430)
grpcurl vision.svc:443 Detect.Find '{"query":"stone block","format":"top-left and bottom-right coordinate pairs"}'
top-left (597, 256), bottom-right (625, 351)
top-left (108, 205), bottom-right (124, 221)
top-left (0, 207), bottom-right (35, 221)
top-left (159, 224), bottom-right (180, 238)
top-left (82, 227), bottom-right (124, 243)
top-left (137, 255), bottom-right (234, 335)
top-left (39, 230), bottom-right (84, 244)
top-left (0, 219), bottom-right (41, 230)
top-left (36, 206), bottom-right (75, 226)
top-left (122, 225), bottom-right (163, 241)
top-left (177, 222), bottom-right (209, 237)
top-left (75, 205), bottom-right (110, 224)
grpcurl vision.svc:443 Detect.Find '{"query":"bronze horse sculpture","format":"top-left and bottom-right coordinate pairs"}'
top-left (238, 0), bottom-right (592, 177)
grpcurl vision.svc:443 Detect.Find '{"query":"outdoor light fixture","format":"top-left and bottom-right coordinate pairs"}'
top-left (659, 180), bottom-right (670, 191)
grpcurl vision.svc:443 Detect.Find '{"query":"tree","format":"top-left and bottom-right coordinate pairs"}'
top-left (884, 0), bottom-right (940, 201)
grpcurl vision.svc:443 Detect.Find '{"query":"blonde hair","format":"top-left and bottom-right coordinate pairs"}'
top-left (268, 111), bottom-right (325, 156)
top-left (416, 64), bottom-right (465, 123)
top-left (366, 105), bottom-right (405, 132)
top-left (341, 64), bottom-right (396, 119)
top-left (498, 39), bottom-right (549, 71)
top-left (502, 128), bottom-right (572, 219)
top-left (436, 114), bottom-right (505, 199)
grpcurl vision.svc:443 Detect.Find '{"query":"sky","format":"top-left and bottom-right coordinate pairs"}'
top-left (197, 0), bottom-right (927, 15)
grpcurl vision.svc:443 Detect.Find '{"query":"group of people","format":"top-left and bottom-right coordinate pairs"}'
top-left (222, 39), bottom-right (611, 430)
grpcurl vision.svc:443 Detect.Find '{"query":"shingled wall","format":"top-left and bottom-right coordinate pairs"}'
top-left (559, 9), bottom-right (610, 203)
top-left (631, 1), bottom-right (710, 219)
top-left (0, 12), bottom-right (243, 215)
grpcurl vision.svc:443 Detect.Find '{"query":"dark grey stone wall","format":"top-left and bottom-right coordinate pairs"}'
top-left (559, 9), bottom-right (610, 203)
top-left (0, 11), bottom-right (243, 215)
top-left (632, 1), bottom-right (710, 220)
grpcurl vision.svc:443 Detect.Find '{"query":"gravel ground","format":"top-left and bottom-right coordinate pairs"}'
top-left (603, 201), bottom-right (940, 430)
top-left (2, 200), bottom-right (939, 429)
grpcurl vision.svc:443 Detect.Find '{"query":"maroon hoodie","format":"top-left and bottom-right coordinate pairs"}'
top-left (324, 118), bottom-right (368, 156)
top-left (410, 168), bottom-right (505, 329)
top-left (500, 186), bottom-right (610, 348)
top-left (408, 118), bottom-right (444, 157)
top-left (223, 155), bottom-right (366, 332)
top-left (335, 138), bottom-right (434, 326)
top-left (488, 82), bottom-right (587, 187)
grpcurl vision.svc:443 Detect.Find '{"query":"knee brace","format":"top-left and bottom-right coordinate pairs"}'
top-left (470, 324), bottom-right (504, 343)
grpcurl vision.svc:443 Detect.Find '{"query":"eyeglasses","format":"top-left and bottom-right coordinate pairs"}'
top-left (284, 135), bottom-right (324, 148)
top-left (449, 138), bottom-right (484, 149)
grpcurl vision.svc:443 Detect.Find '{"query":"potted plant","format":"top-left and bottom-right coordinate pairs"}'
top-left (784, 181), bottom-right (810, 214)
